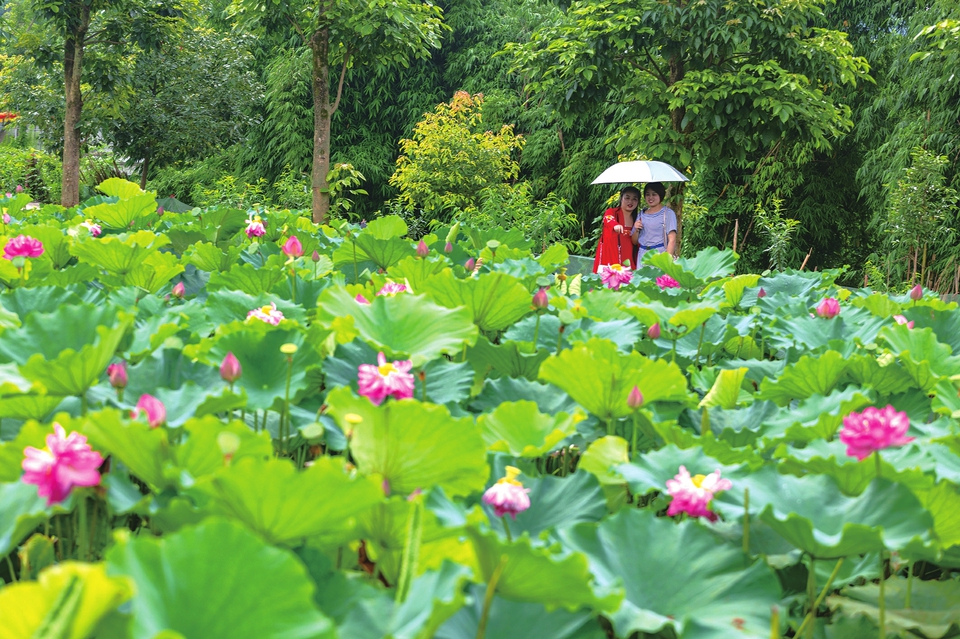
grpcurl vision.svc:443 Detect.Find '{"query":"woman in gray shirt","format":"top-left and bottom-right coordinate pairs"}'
top-left (631, 182), bottom-right (677, 262)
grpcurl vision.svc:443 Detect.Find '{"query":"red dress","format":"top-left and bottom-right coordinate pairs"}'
top-left (592, 207), bottom-right (635, 273)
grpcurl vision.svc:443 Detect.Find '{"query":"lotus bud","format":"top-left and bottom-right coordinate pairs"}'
top-left (311, 250), bottom-right (321, 263)
top-left (532, 287), bottom-right (549, 310)
top-left (464, 257), bottom-right (475, 271)
top-left (15, 185), bottom-right (23, 193)
top-left (757, 287), bottom-right (766, 299)
top-left (156, 206), bottom-right (164, 217)
top-left (171, 281), bottom-right (185, 299)
top-left (628, 385), bottom-right (644, 410)
top-left (815, 297), bottom-right (840, 319)
top-left (282, 236), bottom-right (303, 258)
top-left (416, 239), bottom-right (429, 257)
top-left (910, 284), bottom-right (923, 301)
top-left (444, 241), bottom-right (453, 253)
top-left (648, 322), bottom-right (661, 339)
top-left (132, 394), bottom-right (166, 428)
top-left (220, 352), bottom-right (242, 383)
top-left (107, 362), bottom-right (128, 389)
top-left (2, 213), bottom-right (9, 224)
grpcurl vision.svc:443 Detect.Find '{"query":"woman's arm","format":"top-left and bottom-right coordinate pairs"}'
top-left (666, 231), bottom-right (677, 257)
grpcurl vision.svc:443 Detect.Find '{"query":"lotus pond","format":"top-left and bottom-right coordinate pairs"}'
top-left (2, 179), bottom-right (960, 639)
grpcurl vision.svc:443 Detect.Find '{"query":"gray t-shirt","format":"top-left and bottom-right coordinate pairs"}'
top-left (636, 206), bottom-right (677, 258)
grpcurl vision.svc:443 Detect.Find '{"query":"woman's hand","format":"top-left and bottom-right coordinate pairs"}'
top-left (613, 224), bottom-right (626, 234)
top-left (633, 219), bottom-right (643, 232)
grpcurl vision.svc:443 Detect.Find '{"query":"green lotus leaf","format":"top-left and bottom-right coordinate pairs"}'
top-left (190, 206), bottom-right (248, 244)
top-left (436, 585), bottom-right (606, 639)
top-left (583, 288), bottom-right (639, 321)
top-left (207, 262), bottom-right (286, 295)
top-left (0, 192), bottom-right (32, 219)
top-left (770, 308), bottom-right (888, 353)
top-left (125, 314), bottom-right (183, 362)
top-left (565, 318), bottom-right (642, 353)
top-left (538, 338), bottom-right (690, 422)
top-left (201, 456), bottom-right (382, 547)
top-left (668, 301), bottom-right (719, 335)
top-left (828, 577), bottom-right (960, 639)
top-left (844, 353), bottom-right (917, 395)
top-left (0, 481), bottom-right (75, 558)
top-left (466, 336), bottom-right (550, 380)
top-left (335, 232), bottom-right (415, 271)
top-left (911, 305), bottom-right (960, 354)
top-left (759, 387), bottom-right (875, 444)
top-left (880, 324), bottom-right (960, 391)
top-left (85, 192), bottom-right (158, 229)
top-left (172, 416), bottom-right (273, 480)
top-left (149, 383), bottom-right (245, 428)
top-left (851, 292), bottom-right (902, 318)
top-left (181, 241), bottom-right (226, 272)
top-left (105, 518), bottom-right (336, 639)
top-left (70, 231), bottom-right (169, 276)
top-left (699, 367), bottom-right (747, 409)
top-left (713, 467), bottom-right (936, 559)
top-left (559, 508), bottom-right (781, 638)
top-left (755, 269), bottom-right (827, 298)
top-left (419, 270), bottom-right (534, 333)
top-left (0, 286), bottom-right (100, 320)
top-left (697, 401), bottom-right (779, 448)
top-left (0, 420), bottom-right (51, 482)
top-left (579, 436), bottom-right (630, 486)
top-left (0, 561), bottom-right (132, 639)
top-left (111, 251), bottom-right (183, 293)
top-left (42, 264), bottom-right (102, 288)
top-left (203, 290), bottom-right (307, 327)
top-left (386, 255), bottom-right (450, 292)
top-left (758, 351), bottom-right (849, 405)
top-left (19, 224), bottom-right (72, 269)
top-left (470, 377), bottom-right (579, 416)
top-left (316, 286), bottom-right (478, 367)
top-left (645, 246), bottom-right (737, 287)
top-left (83, 409), bottom-right (171, 490)
top-left (0, 392), bottom-right (62, 421)
top-left (467, 527), bottom-right (622, 612)
top-left (326, 387), bottom-right (488, 497)
top-left (98, 177), bottom-right (147, 199)
top-left (717, 273), bottom-right (761, 307)
top-left (478, 401), bottom-right (583, 457)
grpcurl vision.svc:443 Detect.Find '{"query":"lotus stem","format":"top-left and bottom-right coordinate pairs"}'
top-left (5, 554), bottom-right (17, 582)
top-left (695, 323), bottom-right (705, 365)
top-left (769, 605), bottom-right (780, 639)
top-left (289, 271), bottom-right (297, 304)
top-left (631, 413), bottom-right (639, 459)
top-left (806, 557), bottom-right (816, 639)
top-left (556, 324), bottom-right (564, 354)
top-left (743, 488), bottom-right (750, 556)
top-left (352, 238), bottom-right (359, 282)
top-left (475, 555), bottom-right (507, 639)
top-left (879, 552), bottom-right (886, 639)
top-left (795, 557), bottom-right (844, 638)
top-left (875, 451), bottom-right (882, 480)
top-left (77, 494), bottom-right (89, 561)
top-left (395, 497), bottom-right (423, 604)
top-left (532, 313), bottom-right (541, 349)
top-left (905, 560), bottom-right (913, 609)
top-left (502, 517), bottom-right (513, 543)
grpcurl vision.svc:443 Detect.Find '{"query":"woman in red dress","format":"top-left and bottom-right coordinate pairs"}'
top-left (593, 186), bottom-right (640, 273)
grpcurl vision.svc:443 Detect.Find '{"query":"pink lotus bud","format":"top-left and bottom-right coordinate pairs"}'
top-left (107, 362), bottom-right (128, 389)
top-left (647, 323), bottom-right (661, 339)
top-left (171, 281), bottom-right (185, 299)
top-left (311, 250), bottom-right (321, 263)
top-left (2, 213), bottom-right (9, 224)
top-left (757, 287), bottom-right (766, 299)
top-left (282, 236), bottom-right (303, 258)
top-left (816, 297), bottom-right (840, 319)
top-left (465, 258), bottom-right (475, 271)
top-left (893, 314), bottom-right (914, 329)
top-left (910, 285), bottom-right (923, 301)
top-left (220, 352), bottom-right (242, 383)
top-left (628, 385), bottom-right (644, 409)
top-left (532, 287), bottom-right (549, 310)
top-left (416, 239), bottom-right (429, 257)
top-left (444, 241), bottom-right (453, 253)
top-left (132, 394), bottom-right (166, 428)
top-left (156, 206), bottom-right (164, 217)
top-left (15, 185), bottom-right (23, 193)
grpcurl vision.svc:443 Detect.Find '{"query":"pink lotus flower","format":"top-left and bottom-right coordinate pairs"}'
top-left (311, 250), bottom-right (321, 263)
top-left (22, 424), bottom-right (103, 505)
top-left (107, 362), bottom-right (128, 389)
top-left (377, 282), bottom-right (409, 297)
top-left (81, 220), bottom-right (102, 237)
top-left (532, 287), bottom-right (549, 310)
top-left (666, 466), bottom-right (731, 522)
top-left (3, 235), bottom-right (44, 260)
top-left (245, 216), bottom-right (266, 238)
top-left (15, 185), bottom-right (23, 193)
top-left (444, 241), bottom-right (453, 253)
top-left (416, 239), bottom-right (429, 257)
top-left (656, 274), bottom-right (681, 289)
top-left (282, 236), bottom-right (303, 258)
top-left (482, 466), bottom-right (531, 519)
top-left (247, 302), bottom-right (284, 325)
top-left (355, 294), bottom-right (371, 305)
top-left (2, 213), bottom-right (9, 224)
top-left (839, 405), bottom-right (915, 461)
top-left (647, 323), bottom-right (661, 339)
top-left (171, 281), bottom-right (185, 299)
top-left (600, 264), bottom-right (633, 290)
top-left (757, 287), bottom-right (767, 299)
top-left (893, 314), bottom-right (914, 329)
top-left (816, 297), bottom-right (840, 319)
top-left (628, 385), bottom-right (644, 409)
top-left (220, 352), bottom-right (242, 383)
top-left (910, 285), bottom-right (923, 301)
top-left (464, 258), bottom-right (476, 271)
top-left (132, 394), bottom-right (166, 428)
top-left (357, 352), bottom-right (415, 405)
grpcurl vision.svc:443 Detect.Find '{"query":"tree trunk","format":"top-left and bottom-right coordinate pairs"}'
top-left (310, 27), bottom-right (332, 225)
top-left (61, 5), bottom-right (90, 208)
top-left (140, 149), bottom-right (150, 190)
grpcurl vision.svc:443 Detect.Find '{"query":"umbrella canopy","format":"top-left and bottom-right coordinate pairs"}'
top-left (591, 160), bottom-right (688, 185)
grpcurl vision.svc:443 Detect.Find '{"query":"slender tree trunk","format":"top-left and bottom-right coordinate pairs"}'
top-left (61, 5), bottom-right (90, 208)
top-left (310, 27), bottom-right (332, 225)
top-left (140, 149), bottom-right (151, 190)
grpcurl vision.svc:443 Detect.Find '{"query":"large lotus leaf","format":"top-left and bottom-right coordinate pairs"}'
top-left (911, 305), bottom-right (960, 354)
top-left (478, 401), bottom-right (583, 457)
top-left (581, 288), bottom-right (639, 321)
top-left (149, 383), bottom-right (246, 428)
top-left (70, 230), bottom-right (169, 275)
top-left (579, 436), bottom-right (630, 486)
top-left (172, 416), bottom-right (273, 480)
top-left (466, 336), bottom-right (550, 380)
top-left (435, 585), bottom-right (606, 639)
top-left (386, 255), bottom-right (451, 293)
top-left (0, 481), bottom-right (75, 558)
top-left (200, 456), bottom-right (382, 547)
top-left (192, 206), bottom-right (248, 243)
top-left (117, 251), bottom-right (184, 293)
top-left (565, 318), bottom-right (642, 354)
top-left (645, 246), bottom-right (736, 288)
top-left (470, 377), bottom-right (579, 416)
top-left (844, 353), bottom-right (917, 395)
top-left (0, 561), bottom-right (132, 639)
top-left (758, 387), bottom-right (875, 444)
top-left (98, 177), bottom-right (148, 199)
top-left (699, 367), bottom-right (747, 409)
top-left (718, 273), bottom-right (762, 307)
top-left (325, 387), bottom-right (487, 497)
top-left (42, 264), bottom-right (101, 288)
top-left (207, 262), bottom-right (286, 295)
top-left (828, 577), bottom-right (960, 639)
top-left (83, 410), bottom-right (171, 490)
top-left (768, 308), bottom-right (888, 354)
top-left (712, 467), bottom-right (935, 559)
top-left (317, 286), bottom-right (478, 366)
top-left (418, 270), bottom-right (534, 333)
top-left (538, 338), bottom-right (690, 422)
top-left (0, 303), bottom-right (123, 364)
top-left (756, 269), bottom-right (827, 298)
top-left (467, 528), bottom-right (622, 612)
top-left (697, 401), bottom-right (779, 448)
top-left (208, 326), bottom-right (314, 411)
top-left (335, 234), bottom-right (415, 270)
top-left (0, 286), bottom-right (86, 321)
top-left (105, 518), bottom-right (335, 639)
top-left (851, 292), bottom-right (903, 318)
top-left (125, 314), bottom-right (184, 362)
top-left (84, 192), bottom-right (158, 229)
top-left (203, 289), bottom-right (307, 327)
top-left (18, 224), bottom-right (72, 269)
top-left (559, 508), bottom-right (780, 638)
top-left (182, 241), bottom-right (227, 272)
top-left (757, 351), bottom-right (849, 405)
top-left (650, 422), bottom-right (765, 469)
top-left (880, 324), bottom-right (960, 391)
top-left (0, 392), bottom-right (62, 421)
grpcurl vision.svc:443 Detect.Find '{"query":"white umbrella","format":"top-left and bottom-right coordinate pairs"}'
top-left (591, 160), bottom-right (688, 185)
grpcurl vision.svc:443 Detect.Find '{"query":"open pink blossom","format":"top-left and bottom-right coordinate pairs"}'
top-left (666, 466), bottom-right (731, 521)
top-left (3, 235), bottom-right (44, 260)
top-left (247, 302), bottom-right (284, 325)
top-left (132, 394), bottom-right (166, 428)
top-left (377, 282), bottom-right (409, 297)
top-left (81, 220), bottom-right (102, 237)
top-left (839, 405), bottom-right (914, 461)
top-left (245, 216), bottom-right (266, 238)
top-left (22, 424), bottom-right (104, 505)
top-left (482, 466), bottom-right (531, 519)
top-left (816, 297), bottom-right (840, 319)
top-left (893, 314), bottom-right (914, 329)
top-left (357, 352), bottom-right (415, 405)
top-left (656, 274), bottom-right (681, 289)
top-left (599, 263), bottom-right (633, 290)
top-left (282, 236), bottom-right (303, 258)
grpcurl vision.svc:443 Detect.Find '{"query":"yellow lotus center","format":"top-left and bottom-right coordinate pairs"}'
top-left (260, 305), bottom-right (273, 314)
top-left (378, 362), bottom-right (398, 376)
top-left (499, 465), bottom-right (524, 486)
top-left (692, 474), bottom-right (707, 488)
top-left (610, 264), bottom-right (623, 272)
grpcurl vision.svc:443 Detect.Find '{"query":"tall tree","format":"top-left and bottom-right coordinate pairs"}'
top-left (231, 0), bottom-right (446, 224)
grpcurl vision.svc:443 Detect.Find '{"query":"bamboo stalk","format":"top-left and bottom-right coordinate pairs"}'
top-left (799, 248), bottom-right (813, 271)
top-left (733, 218), bottom-right (739, 254)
